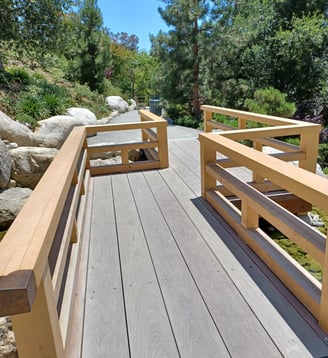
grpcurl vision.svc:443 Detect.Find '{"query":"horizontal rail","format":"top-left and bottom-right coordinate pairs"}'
top-left (0, 109), bottom-right (169, 357)
top-left (86, 109), bottom-right (168, 174)
top-left (200, 105), bottom-right (328, 332)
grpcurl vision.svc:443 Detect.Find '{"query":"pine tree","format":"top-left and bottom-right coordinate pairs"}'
top-left (73, 0), bottom-right (111, 91)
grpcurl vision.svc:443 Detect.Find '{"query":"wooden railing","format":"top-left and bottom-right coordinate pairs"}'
top-left (87, 109), bottom-right (168, 175)
top-left (200, 105), bottom-right (328, 331)
top-left (0, 110), bottom-right (168, 357)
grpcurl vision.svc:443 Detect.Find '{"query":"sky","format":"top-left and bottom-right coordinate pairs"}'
top-left (97, 0), bottom-right (169, 52)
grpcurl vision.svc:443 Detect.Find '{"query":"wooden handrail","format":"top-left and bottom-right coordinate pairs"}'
top-left (0, 110), bottom-right (169, 357)
top-left (86, 109), bottom-right (168, 175)
top-left (200, 105), bottom-right (328, 331)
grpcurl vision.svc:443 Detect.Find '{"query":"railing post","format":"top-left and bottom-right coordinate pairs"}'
top-left (200, 137), bottom-right (216, 198)
top-left (157, 121), bottom-right (169, 168)
top-left (241, 201), bottom-right (259, 229)
top-left (204, 110), bottom-right (212, 132)
top-left (139, 111), bottom-right (148, 142)
top-left (319, 233), bottom-right (328, 332)
top-left (252, 141), bottom-right (265, 183)
top-left (299, 128), bottom-right (320, 173)
top-left (12, 266), bottom-right (64, 358)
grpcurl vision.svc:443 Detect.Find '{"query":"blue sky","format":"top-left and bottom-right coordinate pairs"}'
top-left (97, 0), bottom-right (169, 52)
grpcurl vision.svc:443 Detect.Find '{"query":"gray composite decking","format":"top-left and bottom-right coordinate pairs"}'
top-left (79, 128), bottom-right (328, 357)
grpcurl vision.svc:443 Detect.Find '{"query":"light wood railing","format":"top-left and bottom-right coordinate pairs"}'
top-left (87, 109), bottom-right (168, 174)
top-left (200, 105), bottom-right (328, 331)
top-left (0, 110), bottom-right (168, 357)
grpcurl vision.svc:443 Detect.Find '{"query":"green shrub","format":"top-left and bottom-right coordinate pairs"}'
top-left (7, 67), bottom-right (31, 85)
top-left (15, 94), bottom-right (49, 125)
top-left (166, 104), bottom-right (190, 121)
top-left (245, 87), bottom-right (296, 117)
top-left (213, 113), bottom-right (238, 128)
top-left (318, 144), bottom-right (328, 169)
top-left (15, 112), bottom-right (38, 129)
top-left (41, 93), bottom-right (65, 116)
top-left (284, 137), bottom-right (300, 146)
top-left (73, 83), bottom-right (93, 101)
top-left (175, 115), bottom-right (199, 128)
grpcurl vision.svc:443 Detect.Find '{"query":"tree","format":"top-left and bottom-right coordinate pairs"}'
top-left (111, 32), bottom-right (139, 52)
top-left (69, 0), bottom-right (111, 91)
top-left (152, 0), bottom-right (218, 121)
top-left (0, 0), bottom-right (72, 70)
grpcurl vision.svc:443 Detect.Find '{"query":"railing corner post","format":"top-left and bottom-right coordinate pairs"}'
top-left (158, 122), bottom-right (169, 168)
top-left (12, 267), bottom-right (65, 358)
top-left (200, 136), bottom-right (216, 198)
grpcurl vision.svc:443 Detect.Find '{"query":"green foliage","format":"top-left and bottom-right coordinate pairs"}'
top-left (165, 103), bottom-right (190, 120)
top-left (318, 144), bottom-right (328, 169)
top-left (67, 0), bottom-right (111, 92)
top-left (15, 95), bottom-right (48, 126)
top-left (7, 68), bottom-right (31, 85)
top-left (213, 114), bottom-right (238, 128)
top-left (174, 116), bottom-right (199, 129)
top-left (245, 87), bottom-right (296, 117)
top-left (271, 229), bottom-right (323, 282)
top-left (284, 137), bottom-right (300, 146)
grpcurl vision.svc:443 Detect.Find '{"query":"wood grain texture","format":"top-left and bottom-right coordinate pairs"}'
top-left (128, 171), bottom-right (229, 357)
top-left (82, 175), bottom-right (129, 357)
top-left (111, 173), bottom-right (179, 358)
top-left (143, 170), bottom-right (283, 358)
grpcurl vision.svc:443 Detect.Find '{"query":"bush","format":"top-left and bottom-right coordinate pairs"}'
top-left (42, 93), bottom-right (65, 116)
top-left (175, 115), bottom-right (199, 128)
top-left (318, 144), bottom-right (328, 169)
top-left (165, 103), bottom-right (190, 121)
top-left (7, 67), bottom-right (31, 85)
top-left (15, 94), bottom-right (49, 125)
top-left (245, 87), bottom-right (296, 117)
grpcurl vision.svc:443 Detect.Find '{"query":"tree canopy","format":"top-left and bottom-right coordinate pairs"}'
top-left (151, 0), bottom-right (328, 122)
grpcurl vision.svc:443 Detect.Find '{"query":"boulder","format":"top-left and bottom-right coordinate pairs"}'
top-left (10, 147), bottom-right (58, 189)
top-left (0, 111), bottom-right (37, 146)
top-left (65, 107), bottom-right (97, 122)
top-left (35, 112), bottom-right (110, 148)
top-left (105, 96), bottom-right (129, 113)
top-left (0, 140), bottom-right (11, 189)
top-left (0, 187), bottom-right (32, 230)
top-left (128, 99), bottom-right (137, 111)
top-left (34, 115), bottom-right (91, 148)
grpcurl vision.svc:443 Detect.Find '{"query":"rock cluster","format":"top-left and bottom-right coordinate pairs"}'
top-left (0, 106), bottom-right (112, 231)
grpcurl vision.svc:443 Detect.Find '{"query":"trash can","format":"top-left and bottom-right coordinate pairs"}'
top-left (149, 99), bottom-right (161, 116)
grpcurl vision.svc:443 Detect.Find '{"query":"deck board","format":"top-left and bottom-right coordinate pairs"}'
top-left (82, 175), bottom-right (129, 357)
top-left (80, 135), bottom-right (328, 358)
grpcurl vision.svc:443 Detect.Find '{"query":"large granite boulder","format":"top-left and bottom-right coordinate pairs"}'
top-left (10, 147), bottom-right (58, 189)
top-left (0, 187), bottom-right (32, 230)
top-left (35, 112), bottom-right (110, 148)
top-left (0, 140), bottom-right (11, 189)
top-left (105, 96), bottom-right (129, 113)
top-left (0, 111), bottom-right (37, 147)
top-left (65, 107), bottom-right (97, 122)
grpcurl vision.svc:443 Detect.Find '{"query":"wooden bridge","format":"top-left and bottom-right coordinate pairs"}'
top-left (1, 107), bottom-right (328, 357)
